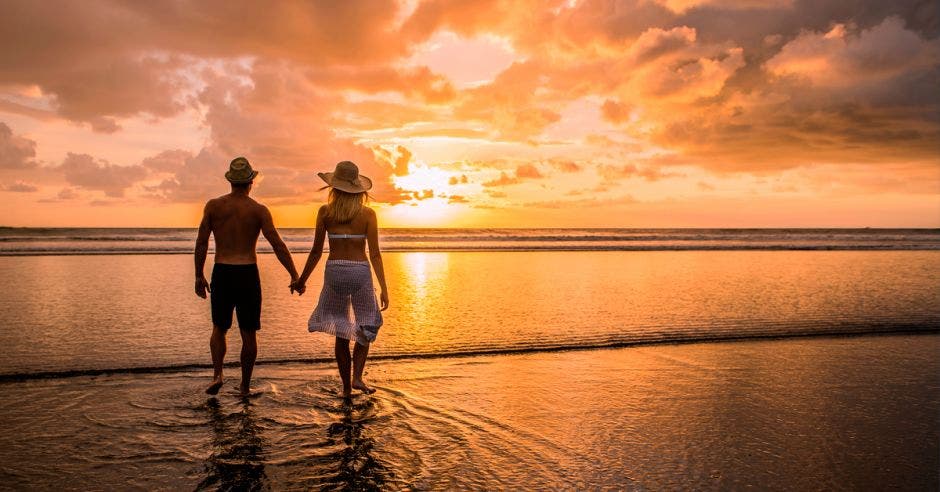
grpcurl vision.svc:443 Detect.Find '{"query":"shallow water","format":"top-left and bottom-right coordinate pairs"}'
top-left (0, 251), bottom-right (937, 377)
top-left (1, 250), bottom-right (937, 489)
top-left (0, 335), bottom-right (936, 490)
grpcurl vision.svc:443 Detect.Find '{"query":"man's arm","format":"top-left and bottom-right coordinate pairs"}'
top-left (260, 205), bottom-right (299, 284)
top-left (194, 201), bottom-right (212, 298)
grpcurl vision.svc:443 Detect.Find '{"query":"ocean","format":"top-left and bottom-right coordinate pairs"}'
top-left (1, 227), bottom-right (939, 255)
top-left (0, 228), bottom-right (937, 489)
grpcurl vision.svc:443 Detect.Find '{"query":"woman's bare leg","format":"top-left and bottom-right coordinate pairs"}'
top-left (352, 342), bottom-right (375, 394)
top-left (335, 337), bottom-right (352, 397)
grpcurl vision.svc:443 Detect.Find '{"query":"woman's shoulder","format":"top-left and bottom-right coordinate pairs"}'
top-left (361, 206), bottom-right (377, 217)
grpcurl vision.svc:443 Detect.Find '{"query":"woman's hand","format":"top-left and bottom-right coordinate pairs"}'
top-left (290, 279), bottom-right (306, 296)
top-left (379, 289), bottom-right (389, 311)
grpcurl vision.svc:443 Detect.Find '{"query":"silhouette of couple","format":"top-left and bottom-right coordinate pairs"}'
top-left (194, 157), bottom-right (389, 398)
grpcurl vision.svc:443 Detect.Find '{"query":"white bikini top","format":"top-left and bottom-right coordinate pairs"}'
top-left (328, 233), bottom-right (366, 239)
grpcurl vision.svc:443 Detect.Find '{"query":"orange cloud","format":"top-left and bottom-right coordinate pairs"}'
top-left (1, 181), bottom-right (38, 192)
top-left (0, 122), bottom-right (37, 169)
top-left (57, 153), bottom-right (147, 198)
top-left (482, 163), bottom-right (545, 187)
top-left (0, 0), bottom-right (937, 226)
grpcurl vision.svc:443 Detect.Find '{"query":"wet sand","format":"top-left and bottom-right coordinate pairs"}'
top-left (1, 334), bottom-right (937, 490)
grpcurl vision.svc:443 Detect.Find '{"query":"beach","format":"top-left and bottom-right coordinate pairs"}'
top-left (0, 231), bottom-right (938, 489)
top-left (5, 0), bottom-right (940, 487)
top-left (1, 335), bottom-right (937, 490)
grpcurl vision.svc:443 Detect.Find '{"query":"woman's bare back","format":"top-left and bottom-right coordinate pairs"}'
top-left (323, 206), bottom-right (375, 261)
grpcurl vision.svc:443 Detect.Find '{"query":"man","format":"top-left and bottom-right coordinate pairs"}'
top-left (194, 156), bottom-right (298, 396)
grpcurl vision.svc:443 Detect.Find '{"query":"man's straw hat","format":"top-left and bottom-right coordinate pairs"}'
top-left (225, 157), bottom-right (258, 184)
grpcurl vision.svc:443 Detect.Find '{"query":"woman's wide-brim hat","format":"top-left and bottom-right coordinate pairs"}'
top-left (318, 161), bottom-right (372, 193)
top-left (225, 156), bottom-right (259, 184)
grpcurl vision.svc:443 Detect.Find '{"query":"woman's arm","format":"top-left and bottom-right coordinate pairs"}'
top-left (366, 208), bottom-right (389, 310)
top-left (296, 205), bottom-right (327, 294)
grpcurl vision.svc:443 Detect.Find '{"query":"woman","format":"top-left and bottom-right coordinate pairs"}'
top-left (292, 161), bottom-right (389, 397)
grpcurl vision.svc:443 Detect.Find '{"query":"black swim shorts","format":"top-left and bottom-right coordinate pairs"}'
top-left (210, 263), bottom-right (262, 331)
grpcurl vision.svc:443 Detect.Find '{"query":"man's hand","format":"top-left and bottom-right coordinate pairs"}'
top-left (195, 276), bottom-right (211, 299)
top-left (290, 279), bottom-right (306, 296)
top-left (379, 290), bottom-right (389, 311)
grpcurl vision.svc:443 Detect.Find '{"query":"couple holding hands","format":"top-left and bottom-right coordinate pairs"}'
top-left (194, 157), bottom-right (388, 398)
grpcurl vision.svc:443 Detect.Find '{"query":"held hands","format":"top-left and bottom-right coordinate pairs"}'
top-left (195, 276), bottom-right (210, 299)
top-left (289, 278), bottom-right (306, 296)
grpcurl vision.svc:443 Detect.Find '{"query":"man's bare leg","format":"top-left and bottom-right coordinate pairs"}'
top-left (352, 342), bottom-right (375, 394)
top-left (335, 337), bottom-right (352, 398)
top-left (206, 325), bottom-right (227, 395)
top-left (239, 328), bottom-right (258, 396)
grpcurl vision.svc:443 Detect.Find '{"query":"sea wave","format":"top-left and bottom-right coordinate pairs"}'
top-left (2, 228), bottom-right (938, 254)
top-left (2, 244), bottom-right (940, 255)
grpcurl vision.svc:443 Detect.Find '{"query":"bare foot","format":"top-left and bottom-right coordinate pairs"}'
top-left (352, 380), bottom-right (376, 394)
top-left (205, 377), bottom-right (224, 395)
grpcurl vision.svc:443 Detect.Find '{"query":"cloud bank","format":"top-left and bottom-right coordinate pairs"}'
top-left (0, 0), bottom-right (937, 226)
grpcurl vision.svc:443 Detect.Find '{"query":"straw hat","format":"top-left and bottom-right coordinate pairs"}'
top-left (318, 161), bottom-right (372, 193)
top-left (225, 157), bottom-right (259, 184)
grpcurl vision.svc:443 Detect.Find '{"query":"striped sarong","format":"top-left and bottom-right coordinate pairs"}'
top-left (307, 260), bottom-right (383, 345)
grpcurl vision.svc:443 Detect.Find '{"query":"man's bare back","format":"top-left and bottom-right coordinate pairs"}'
top-left (203, 193), bottom-right (266, 265)
top-left (195, 190), bottom-right (297, 286)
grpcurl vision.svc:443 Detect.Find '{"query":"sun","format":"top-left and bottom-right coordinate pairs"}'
top-left (381, 163), bottom-right (472, 227)
top-left (383, 198), bottom-right (458, 226)
top-left (391, 164), bottom-right (452, 192)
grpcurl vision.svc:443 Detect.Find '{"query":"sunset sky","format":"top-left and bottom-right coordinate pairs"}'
top-left (1, 0), bottom-right (938, 228)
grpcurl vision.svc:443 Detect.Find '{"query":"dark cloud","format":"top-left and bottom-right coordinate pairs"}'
top-left (0, 1), bottom-right (427, 129)
top-left (1, 0), bottom-right (938, 209)
top-left (57, 188), bottom-right (79, 200)
top-left (1, 181), bottom-right (38, 192)
top-left (646, 17), bottom-right (940, 171)
top-left (57, 153), bottom-right (147, 198)
top-left (146, 147), bottom-right (234, 202)
top-left (141, 149), bottom-right (192, 173)
top-left (0, 122), bottom-right (37, 169)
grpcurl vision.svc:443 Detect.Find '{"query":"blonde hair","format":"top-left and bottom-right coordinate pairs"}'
top-left (325, 188), bottom-right (367, 223)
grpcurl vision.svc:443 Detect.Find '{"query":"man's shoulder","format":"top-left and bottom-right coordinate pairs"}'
top-left (204, 196), bottom-right (223, 210)
top-left (247, 199), bottom-right (273, 222)
top-left (251, 198), bottom-right (269, 212)
top-left (208, 192), bottom-right (235, 204)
